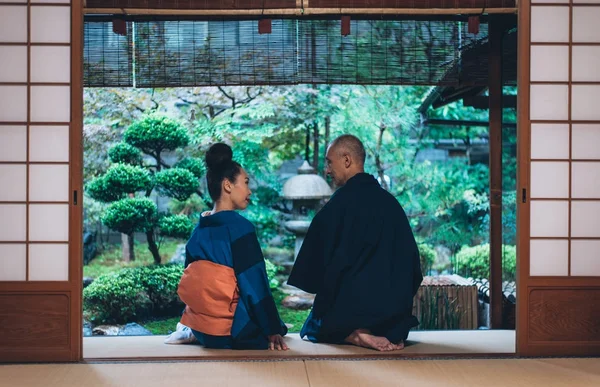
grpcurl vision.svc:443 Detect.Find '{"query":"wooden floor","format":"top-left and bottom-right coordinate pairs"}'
top-left (2, 358), bottom-right (600, 386)
top-left (84, 330), bottom-right (515, 360)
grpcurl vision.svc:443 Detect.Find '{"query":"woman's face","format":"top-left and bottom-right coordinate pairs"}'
top-left (228, 168), bottom-right (252, 210)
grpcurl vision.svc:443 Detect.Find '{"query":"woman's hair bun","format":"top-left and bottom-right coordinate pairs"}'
top-left (205, 143), bottom-right (233, 171)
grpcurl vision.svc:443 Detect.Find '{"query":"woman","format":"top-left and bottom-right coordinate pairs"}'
top-left (175, 143), bottom-right (288, 350)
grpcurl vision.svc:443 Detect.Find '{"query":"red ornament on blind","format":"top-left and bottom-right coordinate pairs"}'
top-left (258, 19), bottom-right (272, 34)
top-left (112, 19), bottom-right (127, 36)
top-left (468, 16), bottom-right (480, 35)
top-left (341, 16), bottom-right (351, 36)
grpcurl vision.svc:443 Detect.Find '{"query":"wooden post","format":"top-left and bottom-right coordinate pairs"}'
top-left (489, 16), bottom-right (504, 329)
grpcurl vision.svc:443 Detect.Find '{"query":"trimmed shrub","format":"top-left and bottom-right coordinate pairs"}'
top-left (159, 215), bottom-right (195, 239)
top-left (102, 197), bottom-right (157, 235)
top-left (418, 243), bottom-right (436, 276)
top-left (454, 244), bottom-right (516, 281)
top-left (83, 264), bottom-right (184, 324)
top-left (108, 142), bottom-right (142, 165)
top-left (155, 168), bottom-right (199, 201)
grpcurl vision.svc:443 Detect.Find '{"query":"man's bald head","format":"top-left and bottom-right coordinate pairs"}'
top-left (329, 135), bottom-right (366, 166)
top-left (325, 135), bottom-right (366, 187)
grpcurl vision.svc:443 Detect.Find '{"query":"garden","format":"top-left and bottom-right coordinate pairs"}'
top-left (82, 84), bottom-right (517, 336)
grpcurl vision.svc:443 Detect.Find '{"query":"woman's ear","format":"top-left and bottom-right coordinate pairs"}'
top-left (222, 179), bottom-right (233, 194)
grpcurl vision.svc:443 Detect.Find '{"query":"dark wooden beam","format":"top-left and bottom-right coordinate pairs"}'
top-left (488, 16), bottom-right (504, 330)
top-left (424, 119), bottom-right (516, 129)
top-left (84, 0), bottom-right (516, 10)
top-left (463, 95), bottom-right (517, 109)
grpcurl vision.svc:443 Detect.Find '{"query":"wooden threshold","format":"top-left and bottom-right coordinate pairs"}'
top-left (84, 330), bottom-right (516, 362)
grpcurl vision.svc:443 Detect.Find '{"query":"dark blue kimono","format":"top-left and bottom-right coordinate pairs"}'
top-left (184, 211), bottom-right (287, 349)
top-left (288, 173), bottom-right (423, 344)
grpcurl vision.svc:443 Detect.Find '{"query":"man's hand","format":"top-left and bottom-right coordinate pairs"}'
top-left (268, 334), bottom-right (289, 351)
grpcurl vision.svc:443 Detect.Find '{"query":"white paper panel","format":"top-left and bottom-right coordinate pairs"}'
top-left (0, 6), bottom-right (27, 43)
top-left (572, 86), bottom-right (600, 121)
top-left (571, 201), bottom-right (600, 237)
top-left (30, 46), bottom-right (71, 83)
top-left (30, 86), bottom-right (70, 123)
top-left (572, 162), bottom-right (600, 198)
top-left (531, 6), bottom-right (570, 43)
top-left (572, 46), bottom-right (600, 82)
top-left (572, 124), bottom-right (600, 159)
top-left (29, 165), bottom-right (69, 202)
top-left (530, 162), bottom-right (569, 198)
top-left (0, 244), bottom-right (26, 281)
top-left (571, 240), bottom-right (600, 276)
top-left (0, 165), bottom-right (26, 201)
top-left (530, 239), bottom-right (569, 276)
top-left (29, 243), bottom-right (69, 281)
top-left (29, 204), bottom-right (69, 241)
top-left (29, 126), bottom-right (70, 162)
top-left (530, 85), bottom-right (569, 121)
top-left (0, 86), bottom-right (27, 122)
top-left (0, 126), bottom-right (26, 162)
top-left (530, 201), bottom-right (569, 237)
top-left (0, 46), bottom-right (27, 82)
top-left (531, 124), bottom-right (570, 160)
top-left (0, 205), bottom-right (26, 241)
top-left (572, 6), bottom-right (600, 43)
top-left (530, 45), bottom-right (569, 82)
top-left (30, 6), bottom-right (71, 44)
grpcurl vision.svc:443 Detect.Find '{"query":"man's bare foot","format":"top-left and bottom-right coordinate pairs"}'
top-left (390, 340), bottom-right (405, 351)
top-left (345, 329), bottom-right (397, 352)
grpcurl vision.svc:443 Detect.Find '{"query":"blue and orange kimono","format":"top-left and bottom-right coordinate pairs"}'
top-left (177, 211), bottom-right (287, 349)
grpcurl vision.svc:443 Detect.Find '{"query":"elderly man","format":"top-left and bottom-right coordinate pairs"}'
top-left (288, 134), bottom-right (422, 351)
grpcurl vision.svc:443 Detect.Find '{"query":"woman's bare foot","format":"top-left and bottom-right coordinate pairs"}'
top-left (345, 329), bottom-right (397, 352)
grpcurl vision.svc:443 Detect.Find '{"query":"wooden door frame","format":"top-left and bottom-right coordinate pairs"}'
top-left (72, 7), bottom-right (528, 362)
top-left (516, 0), bottom-right (600, 357)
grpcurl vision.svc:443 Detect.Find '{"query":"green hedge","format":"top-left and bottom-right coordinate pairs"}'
top-left (83, 264), bottom-right (184, 324)
top-left (454, 244), bottom-right (516, 281)
top-left (418, 243), bottom-right (436, 276)
top-left (84, 259), bottom-right (281, 324)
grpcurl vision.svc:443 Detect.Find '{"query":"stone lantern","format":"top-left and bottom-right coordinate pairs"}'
top-left (282, 161), bottom-right (332, 259)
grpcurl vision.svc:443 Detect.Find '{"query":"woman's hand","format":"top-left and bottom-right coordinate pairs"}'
top-left (268, 334), bottom-right (289, 351)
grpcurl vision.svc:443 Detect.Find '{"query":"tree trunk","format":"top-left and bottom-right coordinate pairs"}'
top-left (305, 127), bottom-right (310, 162)
top-left (312, 121), bottom-right (320, 170)
top-left (323, 117), bottom-right (331, 177)
top-left (121, 233), bottom-right (129, 262)
top-left (146, 230), bottom-right (161, 265)
top-left (122, 233), bottom-right (135, 262)
top-left (376, 123), bottom-right (389, 191)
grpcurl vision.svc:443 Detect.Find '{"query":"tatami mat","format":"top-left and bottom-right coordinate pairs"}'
top-left (2, 358), bottom-right (600, 387)
top-left (84, 330), bottom-right (515, 360)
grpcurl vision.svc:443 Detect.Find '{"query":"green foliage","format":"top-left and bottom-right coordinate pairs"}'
top-left (242, 205), bottom-right (280, 246)
top-left (87, 164), bottom-right (152, 202)
top-left (253, 186), bottom-right (281, 207)
top-left (124, 114), bottom-right (190, 155)
top-left (159, 215), bottom-right (195, 240)
top-left (154, 168), bottom-right (199, 201)
top-left (265, 258), bottom-right (280, 290)
top-left (108, 142), bottom-right (142, 165)
top-left (174, 158), bottom-right (206, 179)
top-left (454, 244), bottom-right (517, 282)
top-left (83, 264), bottom-right (184, 324)
top-left (83, 240), bottom-right (182, 278)
top-left (271, 289), bottom-right (310, 333)
top-left (102, 197), bottom-right (158, 235)
top-left (418, 243), bottom-right (436, 276)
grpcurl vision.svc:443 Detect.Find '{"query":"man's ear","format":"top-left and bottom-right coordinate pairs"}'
top-left (344, 154), bottom-right (352, 168)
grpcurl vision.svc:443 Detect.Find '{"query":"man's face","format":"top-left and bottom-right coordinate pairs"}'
top-left (325, 145), bottom-right (346, 187)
